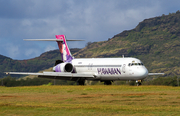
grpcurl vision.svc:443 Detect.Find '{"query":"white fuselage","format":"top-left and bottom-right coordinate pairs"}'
top-left (71, 57), bottom-right (148, 81)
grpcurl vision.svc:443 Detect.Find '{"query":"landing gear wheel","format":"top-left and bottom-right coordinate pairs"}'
top-left (104, 81), bottom-right (112, 85)
top-left (136, 80), bottom-right (142, 86)
top-left (137, 82), bottom-right (141, 86)
top-left (77, 80), bottom-right (85, 85)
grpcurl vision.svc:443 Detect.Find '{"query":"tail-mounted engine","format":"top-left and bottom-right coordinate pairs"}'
top-left (53, 62), bottom-right (74, 72)
top-left (61, 62), bottom-right (73, 72)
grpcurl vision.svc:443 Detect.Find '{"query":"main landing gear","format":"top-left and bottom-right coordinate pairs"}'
top-left (77, 80), bottom-right (85, 85)
top-left (103, 81), bottom-right (112, 85)
top-left (77, 80), bottom-right (113, 85)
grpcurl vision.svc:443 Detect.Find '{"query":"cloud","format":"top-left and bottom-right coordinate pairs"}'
top-left (4, 43), bottom-right (20, 59)
top-left (45, 45), bottom-right (56, 52)
top-left (25, 48), bottom-right (41, 58)
top-left (0, 0), bottom-right (179, 59)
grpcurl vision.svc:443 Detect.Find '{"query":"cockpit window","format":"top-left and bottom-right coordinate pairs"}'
top-left (128, 63), bottom-right (144, 66)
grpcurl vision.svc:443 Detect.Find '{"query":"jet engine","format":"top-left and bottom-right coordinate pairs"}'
top-left (53, 62), bottom-right (74, 72)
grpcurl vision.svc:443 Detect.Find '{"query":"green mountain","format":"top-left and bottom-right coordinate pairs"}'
top-left (74, 11), bottom-right (180, 76)
top-left (1, 11), bottom-right (180, 78)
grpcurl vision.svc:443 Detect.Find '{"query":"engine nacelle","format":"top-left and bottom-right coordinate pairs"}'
top-left (53, 62), bottom-right (73, 72)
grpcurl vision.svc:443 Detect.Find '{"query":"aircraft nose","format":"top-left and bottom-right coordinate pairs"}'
top-left (133, 67), bottom-right (148, 79)
top-left (139, 67), bottom-right (148, 78)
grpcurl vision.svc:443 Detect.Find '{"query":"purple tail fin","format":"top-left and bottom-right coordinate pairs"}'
top-left (56, 35), bottom-right (73, 62)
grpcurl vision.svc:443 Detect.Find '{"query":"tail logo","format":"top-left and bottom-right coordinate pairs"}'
top-left (56, 35), bottom-right (73, 62)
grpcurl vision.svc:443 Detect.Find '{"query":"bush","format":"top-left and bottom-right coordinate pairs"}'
top-left (144, 76), bottom-right (179, 86)
top-left (129, 81), bottom-right (136, 86)
top-left (0, 76), bottom-right (76, 87)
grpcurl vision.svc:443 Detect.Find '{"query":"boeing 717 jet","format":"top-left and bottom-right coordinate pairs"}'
top-left (6, 35), bottom-right (164, 85)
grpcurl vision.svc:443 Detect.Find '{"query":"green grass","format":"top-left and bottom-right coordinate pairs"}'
top-left (0, 85), bottom-right (180, 116)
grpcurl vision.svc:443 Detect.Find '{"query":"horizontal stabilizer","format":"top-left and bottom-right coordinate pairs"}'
top-left (148, 73), bottom-right (165, 75)
top-left (24, 39), bottom-right (84, 41)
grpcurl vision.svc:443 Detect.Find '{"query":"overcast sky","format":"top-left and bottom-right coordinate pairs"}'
top-left (0, 0), bottom-right (179, 60)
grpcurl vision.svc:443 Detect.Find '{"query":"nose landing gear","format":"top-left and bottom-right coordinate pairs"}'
top-left (136, 80), bottom-right (142, 86)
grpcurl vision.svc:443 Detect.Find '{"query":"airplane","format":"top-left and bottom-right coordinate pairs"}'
top-left (6, 35), bottom-right (164, 85)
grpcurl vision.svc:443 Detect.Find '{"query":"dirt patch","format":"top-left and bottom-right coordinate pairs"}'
top-left (121, 93), bottom-right (159, 97)
top-left (0, 95), bottom-right (20, 98)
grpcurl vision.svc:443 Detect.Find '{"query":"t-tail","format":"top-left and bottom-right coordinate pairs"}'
top-left (56, 35), bottom-right (73, 62)
top-left (24, 35), bottom-right (84, 63)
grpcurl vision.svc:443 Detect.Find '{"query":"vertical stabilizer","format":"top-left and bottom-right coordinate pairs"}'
top-left (56, 35), bottom-right (73, 62)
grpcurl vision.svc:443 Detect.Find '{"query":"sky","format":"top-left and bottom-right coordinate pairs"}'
top-left (0, 0), bottom-right (179, 60)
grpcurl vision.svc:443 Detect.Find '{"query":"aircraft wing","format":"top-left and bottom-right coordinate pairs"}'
top-left (5, 72), bottom-right (94, 78)
top-left (148, 73), bottom-right (165, 76)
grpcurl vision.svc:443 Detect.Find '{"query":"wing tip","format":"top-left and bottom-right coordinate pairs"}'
top-left (4, 72), bottom-right (10, 75)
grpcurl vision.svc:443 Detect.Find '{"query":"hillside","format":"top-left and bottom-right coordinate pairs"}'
top-left (73, 11), bottom-right (180, 76)
top-left (0, 48), bottom-right (81, 78)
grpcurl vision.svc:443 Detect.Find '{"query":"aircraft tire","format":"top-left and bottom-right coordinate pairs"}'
top-left (104, 81), bottom-right (112, 85)
top-left (77, 80), bottom-right (85, 85)
top-left (137, 82), bottom-right (141, 86)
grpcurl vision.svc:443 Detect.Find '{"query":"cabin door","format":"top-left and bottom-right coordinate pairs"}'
top-left (122, 64), bottom-right (126, 73)
top-left (88, 63), bottom-right (93, 70)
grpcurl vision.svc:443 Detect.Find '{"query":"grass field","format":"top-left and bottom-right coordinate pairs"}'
top-left (0, 85), bottom-right (180, 116)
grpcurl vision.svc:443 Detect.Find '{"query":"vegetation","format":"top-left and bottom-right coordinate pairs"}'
top-left (143, 76), bottom-right (180, 86)
top-left (0, 76), bottom-right (76, 87)
top-left (0, 85), bottom-right (180, 115)
top-left (1, 75), bottom-right (179, 87)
